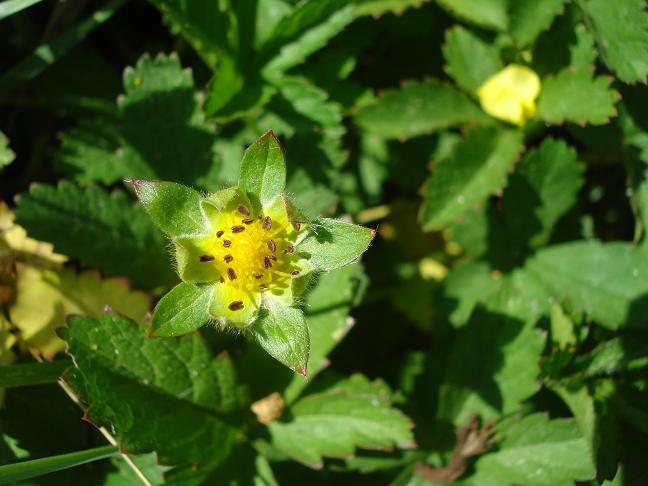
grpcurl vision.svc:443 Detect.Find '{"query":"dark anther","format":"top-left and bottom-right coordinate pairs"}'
top-left (232, 225), bottom-right (245, 233)
top-left (284, 245), bottom-right (294, 253)
top-left (291, 221), bottom-right (301, 232)
top-left (199, 254), bottom-right (215, 262)
top-left (237, 205), bottom-right (250, 216)
top-left (262, 216), bottom-right (272, 230)
top-left (264, 256), bottom-right (272, 269)
top-left (267, 240), bottom-right (276, 252)
top-left (253, 272), bottom-right (263, 279)
top-left (269, 255), bottom-right (277, 261)
top-left (259, 284), bottom-right (268, 289)
top-left (291, 270), bottom-right (300, 276)
top-left (224, 254), bottom-right (233, 263)
top-left (216, 230), bottom-right (224, 238)
top-left (227, 268), bottom-right (237, 281)
top-left (228, 301), bottom-right (244, 311)
top-left (223, 240), bottom-right (232, 247)
top-left (242, 218), bottom-right (254, 225)
top-left (219, 277), bottom-right (225, 283)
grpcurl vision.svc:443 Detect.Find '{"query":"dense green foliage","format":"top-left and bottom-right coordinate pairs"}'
top-left (1, 0), bottom-right (648, 484)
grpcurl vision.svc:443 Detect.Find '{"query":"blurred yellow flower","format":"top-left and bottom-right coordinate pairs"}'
top-left (477, 64), bottom-right (541, 126)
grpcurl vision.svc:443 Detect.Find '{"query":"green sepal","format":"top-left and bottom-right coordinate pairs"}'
top-left (151, 282), bottom-right (214, 337)
top-left (296, 218), bottom-right (375, 271)
top-left (130, 180), bottom-right (210, 237)
top-left (238, 131), bottom-right (286, 213)
top-left (253, 298), bottom-right (310, 375)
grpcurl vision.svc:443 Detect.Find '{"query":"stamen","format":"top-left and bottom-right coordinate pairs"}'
top-left (269, 255), bottom-right (277, 261)
top-left (292, 221), bottom-right (301, 232)
top-left (258, 284), bottom-right (268, 290)
top-left (242, 218), bottom-right (254, 225)
top-left (253, 272), bottom-right (263, 279)
top-left (224, 254), bottom-right (233, 263)
top-left (237, 205), bottom-right (250, 216)
top-left (227, 268), bottom-right (237, 281)
top-left (199, 254), bottom-right (214, 262)
top-left (216, 230), bottom-right (224, 238)
top-left (232, 225), bottom-right (245, 233)
top-left (262, 216), bottom-right (272, 230)
top-left (219, 277), bottom-right (225, 283)
top-left (284, 245), bottom-right (294, 253)
top-left (267, 240), bottom-right (276, 253)
top-left (223, 240), bottom-right (231, 247)
top-left (228, 301), bottom-right (244, 311)
top-left (291, 270), bottom-right (300, 276)
top-left (264, 256), bottom-right (272, 269)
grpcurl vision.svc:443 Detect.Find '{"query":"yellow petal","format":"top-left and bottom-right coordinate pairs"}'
top-left (477, 64), bottom-right (541, 126)
top-left (210, 281), bottom-right (260, 328)
top-left (174, 236), bottom-right (222, 283)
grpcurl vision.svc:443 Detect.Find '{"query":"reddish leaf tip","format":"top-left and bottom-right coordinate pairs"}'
top-left (297, 367), bottom-right (307, 377)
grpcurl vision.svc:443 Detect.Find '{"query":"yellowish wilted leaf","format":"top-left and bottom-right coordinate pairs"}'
top-left (9, 267), bottom-right (151, 358)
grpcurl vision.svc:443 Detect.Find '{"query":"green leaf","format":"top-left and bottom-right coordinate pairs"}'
top-left (151, 282), bottom-right (214, 337)
top-left (0, 0), bottom-right (44, 21)
top-left (56, 53), bottom-right (216, 186)
top-left (509, 0), bottom-right (568, 46)
top-left (353, 0), bottom-right (428, 17)
top-left (267, 374), bottom-right (414, 468)
top-left (0, 0), bottom-right (126, 95)
top-left (568, 336), bottom-right (648, 377)
top-left (579, 0), bottom-right (648, 83)
top-left (262, 4), bottom-right (356, 78)
top-left (274, 76), bottom-right (342, 128)
top-left (254, 298), bottom-right (310, 374)
top-left (0, 361), bottom-right (69, 388)
top-left (355, 79), bottom-right (488, 139)
top-left (297, 218), bottom-right (374, 271)
top-left (537, 68), bottom-right (619, 126)
top-left (131, 180), bottom-right (209, 237)
top-left (443, 261), bottom-right (501, 327)
top-left (437, 0), bottom-right (508, 30)
top-left (358, 136), bottom-right (389, 203)
top-left (238, 131), bottom-right (286, 211)
top-left (146, 0), bottom-right (234, 70)
top-left (526, 241), bottom-right (648, 329)
top-left (443, 26), bottom-right (501, 93)
top-left (550, 303), bottom-right (578, 349)
top-left (437, 301), bottom-right (545, 425)
top-left (532, 14), bottom-right (597, 77)
top-left (0, 445), bottom-right (118, 486)
top-left (59, 313), bottom-right (246, 466)
top-left (502, 138), bottom-right (584, 247)
top-left (550, 383), bottom-right (618, 480)
top-left (0, 131), bottom-right (15, 170)
top-left (473, 414), bottom-right (596, 485)
top-left (14, 182), bottom-right (176, 289)
top-left (421, 126), bottom-right (524, 231)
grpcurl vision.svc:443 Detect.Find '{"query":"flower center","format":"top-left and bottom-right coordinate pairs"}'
top-left (200, 205), bottom-right (299, 295)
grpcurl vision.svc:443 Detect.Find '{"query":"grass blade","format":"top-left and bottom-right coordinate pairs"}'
top-left (0, 0), bottom-right (127, 95)
top-left (0, 360), bottom-right (69, 388)
top-left (0, 0), bottom-right (44, 21)
top-left (0, 445), bottom-right (119, 485)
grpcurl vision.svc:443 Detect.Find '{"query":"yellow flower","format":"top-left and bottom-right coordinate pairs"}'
top-left (477, 64), bottom-right (541, 126)
top-left (173, 188), bottom-right (308, 328)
